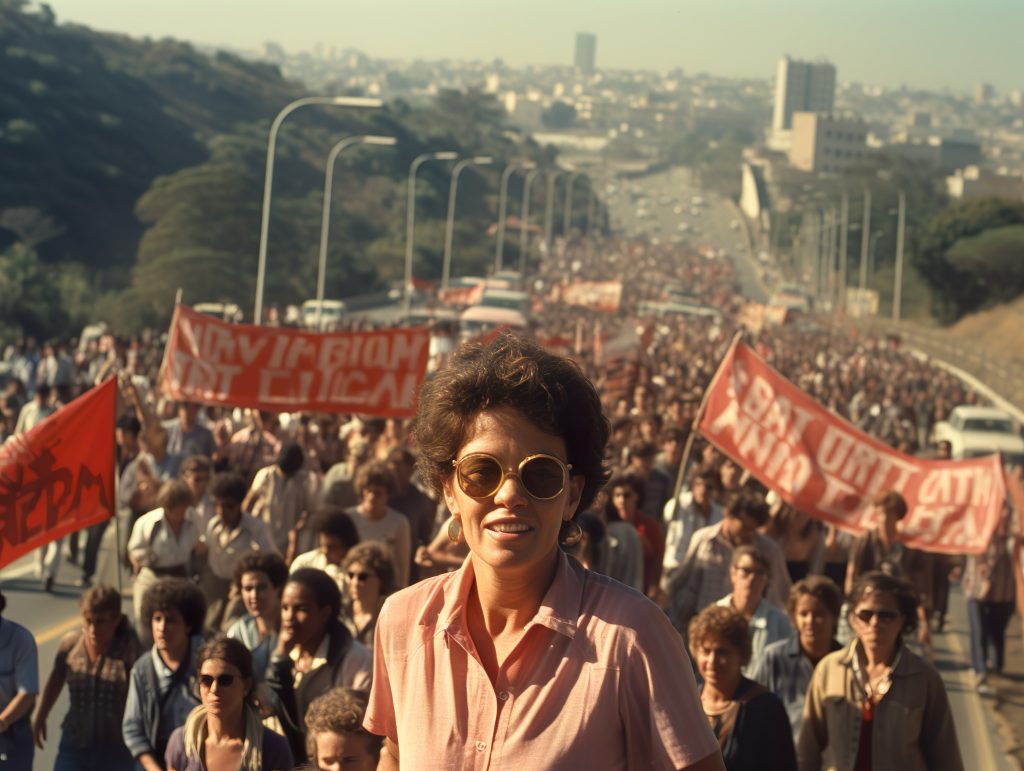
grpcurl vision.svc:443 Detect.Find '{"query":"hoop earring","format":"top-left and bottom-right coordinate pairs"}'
top-left (447, 518), bottom-right (463, 543)
top-left (561, 519), bottom-right (583, 546)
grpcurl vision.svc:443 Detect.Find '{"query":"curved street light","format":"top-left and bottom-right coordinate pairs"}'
top-left (518, 168), bottom-right (541, 275)
top-left (563, 171), bottom-right (581, 235)
top-left (441, 156), bottom-right (493, 292)
top-left (404, 151), bottom-right (459, 315)
top-left (495, 161), bottom-right (536, 271)
top-left (253, 95), bottom-right (382, 324)
top-left (543, 170), bottom-right (563, 254)
top-left (315, 134), bottom-right (397, 329)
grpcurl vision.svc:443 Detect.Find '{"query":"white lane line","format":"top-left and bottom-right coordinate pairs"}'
top-left (945, 623), bottom-right (1000, 770)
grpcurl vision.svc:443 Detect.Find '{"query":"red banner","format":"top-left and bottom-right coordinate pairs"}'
top-left (0, 379), bottom-right (117, 569)
top-left (552, 280), bottom-right (623, 313)
top-left (698, 340), bottom-right (1005, 554)
top-left (160, 305), bottom-right (430, 417)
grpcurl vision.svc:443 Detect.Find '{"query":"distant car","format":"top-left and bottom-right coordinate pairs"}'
top-left (477, 288), bottom-right (531, 315)
top-left (301, 299), bottom-right (346, 330)
top-left (931, 406), bottom-right (1024, 464)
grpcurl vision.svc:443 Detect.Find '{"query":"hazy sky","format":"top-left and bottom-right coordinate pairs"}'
top-left (49, 0), bottom-right (1023, 94)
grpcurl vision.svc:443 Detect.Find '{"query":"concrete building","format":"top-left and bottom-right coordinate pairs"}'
top-left (575, 33), bottom-right (597, 75)
top-left (772, 57), bottom-right (836, 132)
top-left (788, 112), bottom-right (867, 173)
top-left (946, 165), bottom-right (1024, 200)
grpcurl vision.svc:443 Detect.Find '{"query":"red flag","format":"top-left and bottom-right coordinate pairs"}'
top-left (160, 305), bottom-right (430, 417)
top-left (698, 339), bottom-right (1005, 555)
top-left (0, 379), bottom-right (117, 569)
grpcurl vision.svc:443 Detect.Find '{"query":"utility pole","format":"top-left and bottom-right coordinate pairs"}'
top-left (892, 190), bottom-right (906, 323)
top-left (838, 192), bottom-right (849, 313)
top-left (859, 188), bottom-right (871, 292)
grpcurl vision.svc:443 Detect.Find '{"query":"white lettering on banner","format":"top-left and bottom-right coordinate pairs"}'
top-left (817, 425), bottom-right (917, 497)
top-left (169, 352), bottom-right (240, 401)
top-left (918, 467), bottom-right (995, 507)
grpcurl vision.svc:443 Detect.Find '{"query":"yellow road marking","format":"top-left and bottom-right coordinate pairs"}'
top-left (34, 616), bottom-right (81, 646)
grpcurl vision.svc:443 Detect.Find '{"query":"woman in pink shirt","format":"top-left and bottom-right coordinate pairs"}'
top-left (365, 334), bottom-right (723, 770)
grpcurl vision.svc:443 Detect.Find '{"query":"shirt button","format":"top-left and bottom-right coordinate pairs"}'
top-left (476, 741), bottom-right (487, 752)
top-left (498, 690), bottom-right (509, 701)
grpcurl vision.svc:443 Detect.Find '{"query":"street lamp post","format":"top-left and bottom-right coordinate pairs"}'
top-left (563, 172), bottom-right (581, 235)
top-left (838, 192), bottom-right (849, 313)
top-left (441, 156), bottom-right (493, 292)
top-left (518, 169), bottom-right (541, 275)
top-left (404, 151), bottom-right (459, 315)
top-left (315, 135), bottom-right (396, 329)
top-left (495, 161), bottom-right (535, 271)
top-left (893, 190), bottom-right (907, 323)
top-left (253, 95), bottom-right (382, 325)
top-left (543, 170), bottom-right (563, 254)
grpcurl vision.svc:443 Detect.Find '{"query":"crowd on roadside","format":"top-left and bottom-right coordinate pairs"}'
top-left (0, 230), bottom-right (1016, 770)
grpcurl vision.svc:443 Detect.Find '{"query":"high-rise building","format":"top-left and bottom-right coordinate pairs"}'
top-left (574, 33), bottom-right (597, 75)
top-left (789, 112), bottom-right (867, 173)
top-left (772, 57), bottom-right (836, 132)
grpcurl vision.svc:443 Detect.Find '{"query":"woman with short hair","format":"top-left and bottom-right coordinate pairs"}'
top-left (797, 572), bottom-right (963, 771)
top-left (689, 605), bottom-right (797, 771)
top-left (365, 334), bottom-right (724, 770)
top-left (164, 637), bottom-right (292, 771)
top-left (341, 542), bottom-right (395, 647)
top-left (32, 585), bottom-right (142, 771)
top-left (345, 462), bottom-right (411, 589)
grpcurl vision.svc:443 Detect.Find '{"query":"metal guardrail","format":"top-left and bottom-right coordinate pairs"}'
top-left (846, 316), bottom-right (1024, 412)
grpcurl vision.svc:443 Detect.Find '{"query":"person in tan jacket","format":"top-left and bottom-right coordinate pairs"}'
top-left (797, 571), bottom-right (963, 771)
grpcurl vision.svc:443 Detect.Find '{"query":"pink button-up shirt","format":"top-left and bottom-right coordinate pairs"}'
top-left (365, 551), bottom-right (719, 770)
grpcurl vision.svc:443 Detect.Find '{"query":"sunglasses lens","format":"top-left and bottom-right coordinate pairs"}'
top-left (521, 456), bottom-right (565, 499)
top-left (458, 455), bottom-right (504, 497)
top-left (201, 674), bottom-right (235, 688)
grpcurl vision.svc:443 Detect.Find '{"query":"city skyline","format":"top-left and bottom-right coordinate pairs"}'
top-left (48, 0), bottom-right (1023, 95)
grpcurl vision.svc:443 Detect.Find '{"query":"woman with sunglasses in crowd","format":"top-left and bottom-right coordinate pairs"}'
top-left (797, 571), bottom-right (963, 771)
top-left (165, 637), bottom-right (293, 771)
top-left (364, 335), bottom-right (723, 770)
top-left (341, 542), bottom-right (395, 647)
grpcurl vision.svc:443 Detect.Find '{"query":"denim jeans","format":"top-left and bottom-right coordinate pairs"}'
top-left (967, 598), bottom-right (1015, 675)
top-left (53, 733), bottom-right (135, 771)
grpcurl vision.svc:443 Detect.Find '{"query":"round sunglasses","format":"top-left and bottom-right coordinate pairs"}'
top-left (199, 673), bottom-right (237, 690)
top-left (452, 453), bottom-right (572, 501)
top-left (853, 608), bottom-right (901, 624)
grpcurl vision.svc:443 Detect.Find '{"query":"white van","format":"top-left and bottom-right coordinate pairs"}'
top-left (301, 300), bottom-right (347, 330)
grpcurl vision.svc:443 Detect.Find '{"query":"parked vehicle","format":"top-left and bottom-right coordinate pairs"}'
top-left (932, 405), bottom-right (1024, 465)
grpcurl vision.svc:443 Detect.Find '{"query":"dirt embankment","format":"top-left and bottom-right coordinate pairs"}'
top-left (949, 297), bottom-right (1024, 364)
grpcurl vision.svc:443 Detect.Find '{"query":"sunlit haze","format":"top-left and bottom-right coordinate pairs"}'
top-left (48, 0), bottom-right (1023, 93)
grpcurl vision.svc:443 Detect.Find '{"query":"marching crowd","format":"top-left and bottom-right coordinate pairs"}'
top-left (0, 230), bottom-right (1018, 771)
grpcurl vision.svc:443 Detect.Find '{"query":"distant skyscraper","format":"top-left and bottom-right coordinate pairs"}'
top-left (772, 57), bottom-right (836, 132)
top-left (574, 33), bottom-right (597, 75)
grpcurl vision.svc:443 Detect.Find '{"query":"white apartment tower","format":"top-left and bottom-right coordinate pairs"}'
top-left (772, 57), bottom-right (836, 132)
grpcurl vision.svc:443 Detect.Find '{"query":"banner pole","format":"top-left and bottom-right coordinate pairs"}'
top-left (670, 329), bottom-right (744, 505)
top-left (112, 376), bottom-right (124, 601)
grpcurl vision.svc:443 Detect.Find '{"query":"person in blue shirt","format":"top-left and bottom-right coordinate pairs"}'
top-left (123, 578), bottom-right (206, 770)
top-left (749, 575), bottom-right (842, 738)
top-left (0, 590), bottom-right (38, 771)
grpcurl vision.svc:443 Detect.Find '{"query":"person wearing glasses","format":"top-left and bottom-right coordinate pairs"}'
top-left (365, 335), bottom-right (724, 770)
top-left (165, 637), bottom-right (293, 771)
top-left (797, 572), bottom-right (963, 771)
top-left (714, 545), bottom-right (792, 675)
top-left (341, 542), bottom-right (395, 647)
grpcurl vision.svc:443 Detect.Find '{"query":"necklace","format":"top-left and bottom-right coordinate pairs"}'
top-left (851, 642), bottom-right (902, 711)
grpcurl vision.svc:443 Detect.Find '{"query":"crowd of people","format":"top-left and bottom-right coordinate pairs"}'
top-left (0, 228), bottom-right (1017, 770)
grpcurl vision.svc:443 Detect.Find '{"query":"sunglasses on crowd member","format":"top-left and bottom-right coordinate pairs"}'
top-left (853, 608), bottom-right (901, 624)
top-left (199, 673), bottom-right (237, 689)
top-left (452, 453), bottom-right (572, 501)
top-left (347, 571), bottom-right (372, 583)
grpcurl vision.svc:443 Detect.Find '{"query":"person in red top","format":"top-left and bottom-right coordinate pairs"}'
top-left (607, 471), bottom-right (666, 597)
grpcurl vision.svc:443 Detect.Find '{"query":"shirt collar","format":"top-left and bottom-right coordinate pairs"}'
top-left (430, 551), bottom-right (585, 644)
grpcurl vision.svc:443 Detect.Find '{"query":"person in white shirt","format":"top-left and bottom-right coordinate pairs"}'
top-left (715, 544), bottom-right (793, 675)
top-left (344, 462), bottom-right (411, 589)
top-left (200, 472), bottom-right (279, 632)
top-left (662, 468), bottom-right (723, 591)
top-left (289, 508), bottom-right (361, 595)
top-left (127, 480), bottom-right (200, 642)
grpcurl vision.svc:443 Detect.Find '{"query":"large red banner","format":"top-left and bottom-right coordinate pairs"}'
top-left (0, 379), bottom-right (117, 569)
top-left (698, 340), bottom-right (1005, 555)
top-left (160, 305), bottom-right (430, 417)
top-left (552, 280), bottom-right (623, 313)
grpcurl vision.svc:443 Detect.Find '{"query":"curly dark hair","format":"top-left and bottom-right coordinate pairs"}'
top-left (311, 506), bottom-right (360, 550)
top-left (848, 571), bottom-right (919, 640)
top-left (233, 552), bottom-right (289, 591)
top-left (141, 578), bottom-right (206, 636)
top-left (688, 605), bottom-right (753, 667)
top-left (305, 687), bottom-right (381, 761)
top-left (287, 568), bottom-right (342, 619)
top-left (413, 333), bottom-right (610, 513)
top-left (210, 471), bottom-right (247, 504)
top-left (342, 541), bottom-right (396, 597)
top-left (787, 574), bottom-right (843, 621)
top-left (605, 472), bottom-right (647, 517)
